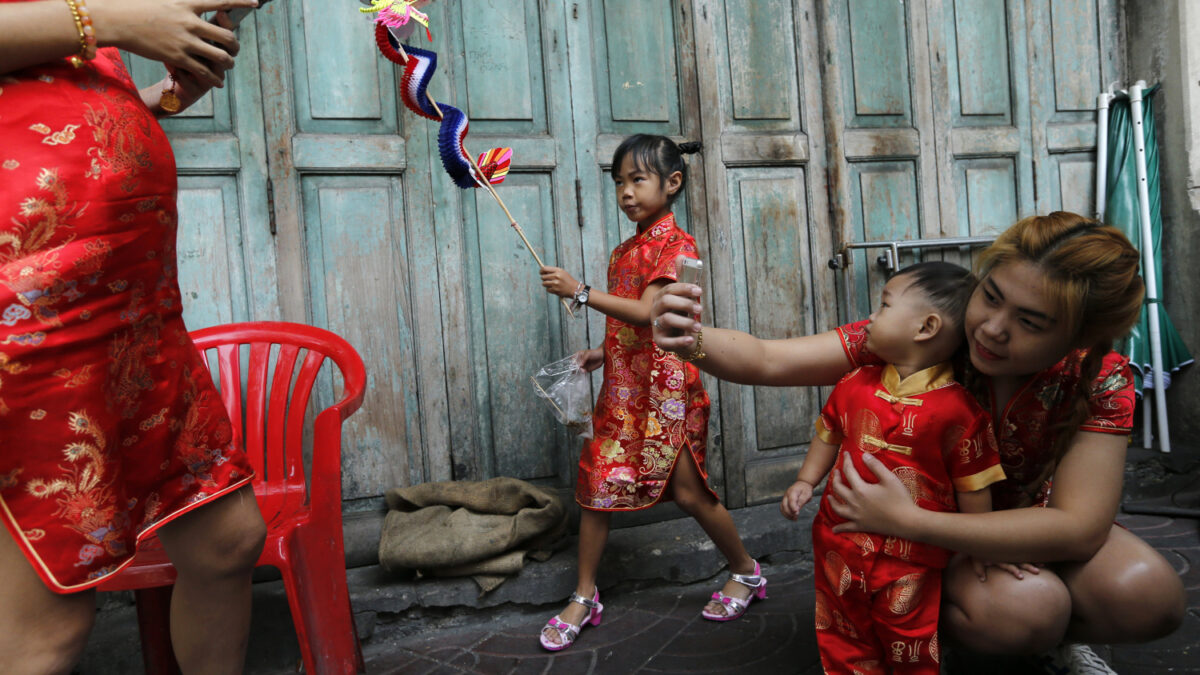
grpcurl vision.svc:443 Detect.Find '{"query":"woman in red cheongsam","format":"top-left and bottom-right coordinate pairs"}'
top-left (536, 134), bottom-right (763, 652)
top-left (652, 212), bottom-right (1185, 670)
top-left (0, 1), bottom-right (263, 672)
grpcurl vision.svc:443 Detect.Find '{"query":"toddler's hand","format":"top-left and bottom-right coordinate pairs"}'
top-left (780, 480), bottom-right (814, 521)
top-left (539, 266), bottom-right (578, 298)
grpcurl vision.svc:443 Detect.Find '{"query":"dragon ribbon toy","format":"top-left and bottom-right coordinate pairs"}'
top-left (361, 0), bottom-right (569, 313)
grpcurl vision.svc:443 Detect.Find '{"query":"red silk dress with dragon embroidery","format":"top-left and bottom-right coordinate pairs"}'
top-left (811, 363), bottom-right (1005, 674)
top-left (576, 213), bottom-right (714, 511)
top-left (0, 41), bottom-right (253, 592)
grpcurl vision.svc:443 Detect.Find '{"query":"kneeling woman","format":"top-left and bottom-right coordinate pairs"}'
top-left (651, 212), bottom-right (1185, 657)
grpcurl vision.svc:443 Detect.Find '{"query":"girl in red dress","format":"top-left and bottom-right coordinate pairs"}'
top-left (0, 1), bottom-right (263, 672)
top-left (537, 134), bottom-right (763, 651)
top-left (652, 212), bottom-right (1185, 669)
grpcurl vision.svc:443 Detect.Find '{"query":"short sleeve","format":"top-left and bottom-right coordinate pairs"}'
top-left (836, 320), bottom-right (885, 368)
top-left (647, 230), bottom-right (699, 285)
top-left (1079, 353), bottom-right (1136, 434)
top-left (814, 371), bottom-right (857, 445)
top-left (946, 400), bottom-right (1006, 493)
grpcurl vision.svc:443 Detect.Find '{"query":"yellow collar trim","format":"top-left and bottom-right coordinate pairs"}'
top-left (880, 362), bottom-right (955, 398)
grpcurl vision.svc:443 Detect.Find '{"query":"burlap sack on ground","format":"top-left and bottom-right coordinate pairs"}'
top-left (378, 477), bottom-right (566, 592)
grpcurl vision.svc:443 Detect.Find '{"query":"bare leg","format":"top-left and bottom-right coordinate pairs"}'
top-left (941, 553), bottom-right (1071, 654)
top-left (542, 508), bottom-right (610, 646)
top-left (0, 530), bottom-right (96, 675)
top-left (1058, 524), bottom-right (1185, 644)
top-left (666, 449), bottom-right (756, 617)
top-left (155, 486), bottom-right (266, 675)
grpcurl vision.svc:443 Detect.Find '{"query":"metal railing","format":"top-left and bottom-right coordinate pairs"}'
top-left (827, 236), bottom-right (995, 321)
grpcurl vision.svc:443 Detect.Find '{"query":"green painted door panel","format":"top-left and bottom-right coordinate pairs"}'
top-left (118, 12), bottom-right (279, 331)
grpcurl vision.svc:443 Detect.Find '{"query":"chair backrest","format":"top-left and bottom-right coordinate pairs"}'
top-left (190, 322), bottom-right (367, 521)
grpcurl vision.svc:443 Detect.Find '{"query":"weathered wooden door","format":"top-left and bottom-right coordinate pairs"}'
top-left (684, 0), bottom-right (838, 506)
top-left (819, 0), bottom-right (1122, 322)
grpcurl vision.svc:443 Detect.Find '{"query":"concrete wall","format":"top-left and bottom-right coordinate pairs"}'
top-left (1125, 1), bottom-right (1200, 457)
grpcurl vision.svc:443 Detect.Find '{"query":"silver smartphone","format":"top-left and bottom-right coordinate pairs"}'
top-left (211, 0), bottom-right (274, 30)
top-left (676, 255), bottom-right (703, 288)
top-left (675, 256), bottom-right (703, 322)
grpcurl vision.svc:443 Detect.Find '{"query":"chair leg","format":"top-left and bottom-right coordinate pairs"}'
top-left (279, 534), bottom-right (362, 675)
top-left (134, 586), bottom-right (181, 675)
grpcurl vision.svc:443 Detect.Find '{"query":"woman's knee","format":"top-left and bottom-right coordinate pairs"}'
top-left (160, 490), bottom-right (266, 579)
top-left (1064, 541), bottom-right (1185, 642)
top-left (941, 558), bottom-right (1071, 654)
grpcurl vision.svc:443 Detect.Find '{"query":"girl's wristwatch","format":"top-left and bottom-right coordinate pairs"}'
top-left (573, 284), bottom-right (591, 307)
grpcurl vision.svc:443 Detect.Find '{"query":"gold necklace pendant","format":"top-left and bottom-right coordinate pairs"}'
top-left (160, 77), bottom-right (181, 114)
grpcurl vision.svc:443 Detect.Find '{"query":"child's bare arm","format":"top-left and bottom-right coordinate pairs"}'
top-left (955, 487), bottom-right (992, 514)
top-left (781, 437), bottom-right (839, 520)
top-left (539, 266), bottom-right (665, 326)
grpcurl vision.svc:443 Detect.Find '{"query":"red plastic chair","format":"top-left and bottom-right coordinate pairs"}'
top-left (98, 321), bottom-right (367, 675)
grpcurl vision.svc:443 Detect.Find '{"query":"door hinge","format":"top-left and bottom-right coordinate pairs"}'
top-left (1031, 160), bottom-right (1038, 207)
top-left (575, 179), bottom-right (584, 229)
top-left (266, 178), bottom-right (277, 236)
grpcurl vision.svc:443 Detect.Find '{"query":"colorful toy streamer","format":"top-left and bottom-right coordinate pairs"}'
top-left (366, 7), bottom-right (574, 315)
top-left (360, 0), bottom-right (433, 41)
top-left (437, 105), bottom-right (477, 189)
top-left (476, 147), bottom-right (512, 185)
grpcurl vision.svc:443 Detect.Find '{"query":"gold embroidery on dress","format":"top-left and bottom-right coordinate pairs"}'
top-left (53, 364), bottom-right (95, 388)
top-left (848, 532), bottom-right (876, 556)
top-left (25, 411), bottom-right (125, 560)
top-left (823, 550), bottom-right (852, 596)
top-left (107, 284), bottom-right (163, 418)
top-left (852, 408), bottom-right (883, 454)
top-left (0, 351), bottom-right (30, 415)
top-left (814, 590), bottom-right (832, 630)
top-left (38, 124), bottom-right (81, 146)
top-left (886, 571), bottom-right (926, 615)
top-left (83, 92), bottom-right (153, 193)
top-left (851, 660), bottom-right (884, 675)
top-left (0, 168), bottom-right (101, 327)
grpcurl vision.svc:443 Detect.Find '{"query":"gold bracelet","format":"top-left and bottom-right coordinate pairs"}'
top-left (63, 0), bottom-right (96, 68)
top-left (679, 329), bottom-right (706, 362)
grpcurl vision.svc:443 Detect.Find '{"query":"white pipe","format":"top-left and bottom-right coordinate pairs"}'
top-left (1129, 81), bottom-right (1171, 453)
top-left (1095, 88), bottom-right (1113, 221)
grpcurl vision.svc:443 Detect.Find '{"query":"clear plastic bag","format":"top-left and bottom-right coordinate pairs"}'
top-left (531, 354), bottom-right (594, 439)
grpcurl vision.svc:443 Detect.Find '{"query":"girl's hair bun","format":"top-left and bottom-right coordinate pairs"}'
top-left (677, 141), bottom-right (702, 155)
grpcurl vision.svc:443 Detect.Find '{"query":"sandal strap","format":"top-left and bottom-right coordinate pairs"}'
top-left (543, 617), bottom-right (580, 645)
top-left (568, 591), bottom-right (600, 610)
top-left (710, 590), bottom-right (749, 613)
top-left (729, 560), bottom-right (762, 589)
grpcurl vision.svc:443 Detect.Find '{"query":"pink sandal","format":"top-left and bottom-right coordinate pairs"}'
top-left (538, 589), bottom-right (603, 651)
top-left (701, 559), bottom-right (766, 621)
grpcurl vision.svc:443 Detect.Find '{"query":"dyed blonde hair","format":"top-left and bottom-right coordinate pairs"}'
top-left (976, 211), bottom-right (1144, 348)
top-left (974, 211), bottom-right (1144, 502)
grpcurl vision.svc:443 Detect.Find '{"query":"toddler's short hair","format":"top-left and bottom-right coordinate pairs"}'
top-left (893, 261), bottom-right (976, 330)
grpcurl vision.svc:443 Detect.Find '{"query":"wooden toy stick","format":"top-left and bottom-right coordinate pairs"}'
top-left (395, 43), bottom-right (575, 317)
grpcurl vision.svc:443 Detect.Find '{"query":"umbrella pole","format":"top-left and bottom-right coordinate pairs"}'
top-left (1129, 81), bottom-right (1171, 453)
